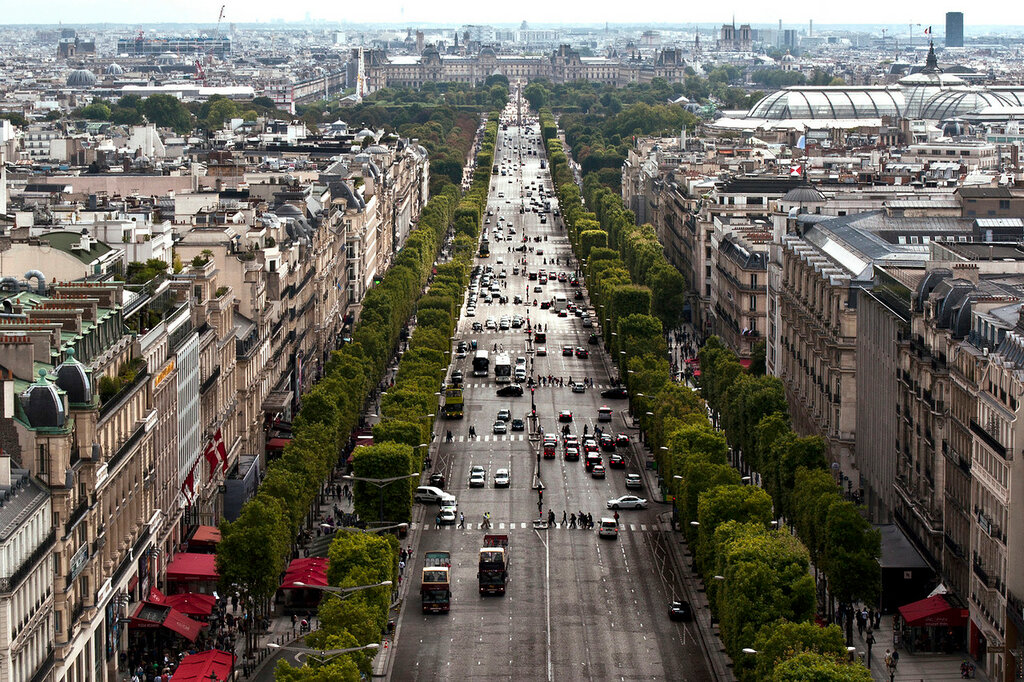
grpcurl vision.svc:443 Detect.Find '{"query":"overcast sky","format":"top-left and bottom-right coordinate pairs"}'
top-left (2, 1), bottom-right (1009, 30)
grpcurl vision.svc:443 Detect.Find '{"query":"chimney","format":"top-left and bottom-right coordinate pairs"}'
top-left (0, 455), bottom-right (10, 488)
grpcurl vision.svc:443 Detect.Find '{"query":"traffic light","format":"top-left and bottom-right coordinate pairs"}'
top-left (538, 489), bottom-right (543, 501)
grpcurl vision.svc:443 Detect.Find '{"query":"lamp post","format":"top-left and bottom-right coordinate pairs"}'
top-left (267, 642), bottom-right (380, 666)
top-left (343, 473), bottom-right (421, 524)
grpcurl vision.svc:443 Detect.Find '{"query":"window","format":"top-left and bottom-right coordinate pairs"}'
top-left (750, 274), bottom-right (759, 288)
top-left (750, 296), bottom-right (757, 311)
top-left (1000, 200), bottom-right (1011, 210)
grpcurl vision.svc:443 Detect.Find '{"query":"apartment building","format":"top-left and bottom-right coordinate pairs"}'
top-left (709, 217), bottom-right (770, 359)
top-left (0, 458), bottom-right (53, 682)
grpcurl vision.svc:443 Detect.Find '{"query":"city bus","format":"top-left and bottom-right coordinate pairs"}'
top-left (553, 293), bottom-right (568, 312)
top-left (479, 238), bottom-right (490, 258)
top-left (473, 350), bottom-right (490, 377)
top-left (494, 352), bottom-right (512, 384)
top-left (441, 385), bottom-right (464, 419)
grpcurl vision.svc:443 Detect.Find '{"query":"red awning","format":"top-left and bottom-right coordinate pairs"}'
top-left (692, 369), bottom-right (701, 377)
top-left (739, 358), bottom-right (752, 369)
top-left (164, 592), bottom-right (217, 617)
top-left (267, 437), bottom-right (292, 450)
top-left (280, 557), bottom-right (329, 590)
top-left (191, 525), bottom-right (222, 545)
top-left (898, 595), bottom-right (968, 627)
top-left (166, 553), bottom-right (219, 581)
top-left (170, 649), bottom-right (236, 682)
top-left (129, 601), bottom-right (203, 641)
top-left (162, 608), bottom-right (204, 641)
top-left (147, 586), bottom-right (167, 604)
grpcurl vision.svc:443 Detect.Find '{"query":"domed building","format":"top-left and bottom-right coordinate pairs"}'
top-left (155, 52), bottom-right (180, 66)
top-left (714, 42), bottom-right (1024, 133)
top-left (919, 88), bottom-right (1021, 121)
top-left (54, 347), bottom-right (92, 404)
top-left (66, 68), bottom-right (97, 88)
top-left (19, 370), bottom-right (67, 429)
top-left (745, 86), bottom-right (905, 123)
top-left (899, 43), bottom-right (964, 118)
top-left (105, 62), bottom-right (125, 76)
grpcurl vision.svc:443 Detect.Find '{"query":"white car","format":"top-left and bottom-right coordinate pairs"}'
top-left (469, 472), bottom-right (486, 488)
top-left (466, 307), bottom-right (476, 317)
top-left (624, 473), bottom-right (643, 490)
top-left (493, 420), bottom-right (508, 434)
top-left (439, 505), bottom-right (457, 524)
top-left (607, 495), bottom-right (648, 510)
top-left (494, 469), bottom-right (510, 488)
top-left (485, 318), bottom-right (497, 330)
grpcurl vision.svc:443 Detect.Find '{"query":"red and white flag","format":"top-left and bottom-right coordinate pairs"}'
top-left (789, 164), bottom-right (802, 177)
top-left (181, 466), bottom-right (196, 505)
top-left (924, 26), bottom-right (931, 35)
top-left (203, 441), bottom-right (219, 478)
top-left (215, 428), bottom-right (229, 472)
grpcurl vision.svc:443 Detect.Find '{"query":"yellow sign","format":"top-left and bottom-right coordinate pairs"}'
top-left (153, 360), bottom-right (175, 389)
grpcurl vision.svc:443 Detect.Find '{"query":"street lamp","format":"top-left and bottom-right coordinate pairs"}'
top-left (293, 580), bottom-right (392, 599)
top-left (689, 521), bottom-right (700, 527)
top-left (344, 473), bottom-right (421, 523)
top-left (267, 642), bottom-right (380, 665)
top-left (741, 648), bottom-right (758, 655)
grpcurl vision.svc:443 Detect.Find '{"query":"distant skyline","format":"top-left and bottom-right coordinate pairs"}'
top-left (2, 1), bottom-right (1019, 32)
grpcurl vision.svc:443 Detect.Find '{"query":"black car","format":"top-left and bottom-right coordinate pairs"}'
top-left (669, 600), bottom-right (693, 622)
top-left (601, 387), bottom-right (629, 399)
top-left (575, 347), bottom-right (589, 359)
top-left (608, 453), bottom-right (625, 468)
top-left (451, 370), bottom-right (463, 385)
top-left (511, 418), bottom-right (525, 431)
top-left (497, 384), bottom-right (524, 397)
top-left (429, 472), bottom-right (446, 489)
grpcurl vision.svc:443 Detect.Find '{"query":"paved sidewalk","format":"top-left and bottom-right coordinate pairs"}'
top-left (848, 616), bottom-right (989, 682)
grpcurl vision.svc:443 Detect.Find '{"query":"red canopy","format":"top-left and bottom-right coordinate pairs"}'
top-left (171, 649), bottom-right (236, 682)
top-left (739, 358), bottom-right (752, 369)
top-left (280, 557), bottom-right (329, 590)
top-left (164, 592), bottom-right (217, 617)
top-left (129, 602), bottom-right (204, 641)
top-left (191, 525), bottom-right (222, 545)
top-left (267, 437), bottom-right (291, 450)
top-left (166, 553), bottom-right (219, 581)
top-left (898, 594), bottom-right (969, 627)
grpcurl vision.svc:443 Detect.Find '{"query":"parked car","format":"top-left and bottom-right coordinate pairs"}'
top-left (429, 472), bottom-right (446, 489)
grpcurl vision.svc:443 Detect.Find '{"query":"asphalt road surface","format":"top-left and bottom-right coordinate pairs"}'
top-left (390, 101), bottom-right (713, 682)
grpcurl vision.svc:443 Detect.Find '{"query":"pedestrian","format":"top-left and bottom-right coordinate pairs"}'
top-left (865, 632), bottom-right (875, 667)
top-left (569, 513), bottom-right (576, 528)
top-left (613, 510), bottom-right (620, 526)
top-left (399, 560), bottom-right (406, 575)
top-left (435, 514), bottom-right (441, 529)
top-left (459, 512), bottom-right (465, 528)
top-left (562, 510), bottom-right (567, 526)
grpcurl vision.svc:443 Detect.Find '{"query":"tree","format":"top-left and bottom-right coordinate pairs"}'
top-left (79, 101), bottom-right (112, 120)
top-left (524, 82), bottom-right (548, 110)
top-left (142, 94), bottom-right (193, 133)
top-left (351, 443), bottom-right (416, 523)
top-left (749, 340), bottom-right (767, 376)
top-left (748, 620), bottom-right (850, 682)
top-left (216, 493), bottom-right (291, 653)
top-left (771, 652), bottom-right (872, 682)
top-left (822, 500), bottom-right (881, 639)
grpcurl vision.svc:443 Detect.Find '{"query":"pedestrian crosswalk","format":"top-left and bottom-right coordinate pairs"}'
top-left (412, 521), bottom-right (664, 532)
top-left (448, 433), bottom-right (528, 442)
top-left (456, 383), bottom-right (617, 390)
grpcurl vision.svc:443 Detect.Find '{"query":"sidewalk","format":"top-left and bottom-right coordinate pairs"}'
top-left (850, 616), bottom-right (989, 682)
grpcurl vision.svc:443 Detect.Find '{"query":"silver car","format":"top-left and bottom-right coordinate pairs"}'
top-left (607, 495), bottom-right (648, 510)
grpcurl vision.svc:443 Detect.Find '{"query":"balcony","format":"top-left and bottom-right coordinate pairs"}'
top-left (200, 365), bottom-right (221, 395)
top-left (99, 366), bottom-right (149, 419)
top-left (973, 559), bottom-right (998, 590)
top-left (64, 499), bottom-right (89, 537)
top-left (970, 419), bottom-right (1007, 458)
top-left (27, 648), bottom-right (54, 682)
top-left (108, 421), bottom-right (146, 471)
top-left (0, 529), bottom-right (55, 592)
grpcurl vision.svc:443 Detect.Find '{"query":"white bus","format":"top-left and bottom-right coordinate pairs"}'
top-left (473, 350), bottom-right (490, 377)
top-left (494, 352), bottom-right (512, 383)
top-left (553, 294), bottom-right (568, 312)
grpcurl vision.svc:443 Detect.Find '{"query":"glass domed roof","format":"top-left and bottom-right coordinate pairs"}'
top-left (746, 87), bottom-right (905, 120)
top-left (66, 68), bottom-right (97, 87)
top-left (919, 88), bottom-right (1020, 120)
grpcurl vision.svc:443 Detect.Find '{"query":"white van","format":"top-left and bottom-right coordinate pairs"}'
top-left (415, 486), bottom-right (456, 505)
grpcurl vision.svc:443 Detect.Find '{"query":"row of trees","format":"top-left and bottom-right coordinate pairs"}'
top-left (265, 114), bottom-right (498, 679)
top-left (71, 94), bottom-right (290, 134)
top-left (698, 339), bottom-right (881, 643)
top-left (215, 137), bottom-right (472, 676)
top-left (542, 116), bottom-right (870, 681)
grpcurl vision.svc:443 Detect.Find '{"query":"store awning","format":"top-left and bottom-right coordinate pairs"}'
top-left (170, 649), bottom-right (236, 682)
top-left (129, 602), bottom-right (204, 641)
top-left (190, 525), bottom-right (222, 545)
top-left (267, 437), bottom-right (292, 450)
top-left (166, 553), bottom-right (219, 581)
top-left (739, 358), bottom-right (752, 369)
top-left (164, 592), bottom-right (217, 617)
top-left (898, 594), bottom-right (968, 627)
top-left (280, 557), bottom-right (329, 590)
